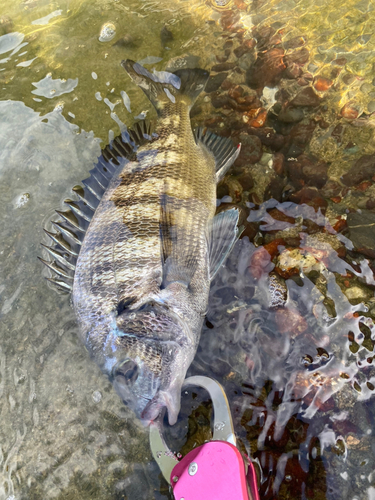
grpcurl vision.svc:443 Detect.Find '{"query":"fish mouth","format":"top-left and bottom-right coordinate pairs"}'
top-left (141, 389), bottom-right (181, 426)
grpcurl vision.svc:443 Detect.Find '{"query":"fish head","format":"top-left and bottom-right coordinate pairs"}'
top-left (109, 302), bottom-right (195, 426)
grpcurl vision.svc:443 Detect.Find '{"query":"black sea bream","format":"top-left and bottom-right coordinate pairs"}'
top-left (41, 60), bottom-right (241, 425)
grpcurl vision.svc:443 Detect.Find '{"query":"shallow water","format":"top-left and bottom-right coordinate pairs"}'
top-left (1, 0), bottom-right (375, 499)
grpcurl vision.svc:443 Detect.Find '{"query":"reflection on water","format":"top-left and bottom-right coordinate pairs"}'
top-left (1, 0), bottom-right (375, 498)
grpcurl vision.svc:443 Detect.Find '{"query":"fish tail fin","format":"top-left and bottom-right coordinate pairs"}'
top-left (121, 59), bottom-right (209, 114)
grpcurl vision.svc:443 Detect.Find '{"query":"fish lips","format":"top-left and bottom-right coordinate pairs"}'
top-left (141, 387), bottom-right (181, 426)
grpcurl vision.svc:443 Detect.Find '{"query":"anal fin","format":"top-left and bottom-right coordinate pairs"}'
top-left (207, 208), bottom-right (242, 281)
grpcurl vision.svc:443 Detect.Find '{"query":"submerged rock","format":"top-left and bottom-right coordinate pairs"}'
top-left (290, 87), bottom-right (321, 107)
top-left (205, 72), bottom-right (228, 92)
top-left (246, 48), bottom-right (285, 89)
top-left (347, 211), bottom-right (375, 259)
top-left (341, 154), bottom-right (375, 186)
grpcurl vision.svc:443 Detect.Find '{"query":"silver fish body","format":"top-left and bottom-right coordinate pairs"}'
top-left (44, 60), bottom-right (241, 425)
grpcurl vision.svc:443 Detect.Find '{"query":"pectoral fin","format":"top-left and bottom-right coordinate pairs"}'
top-left (194, 128), bottom-right (241, 182)
top-left (159, 194), bottom-right (199, 288)
top-left (207, 208), bottom-right (242, 280)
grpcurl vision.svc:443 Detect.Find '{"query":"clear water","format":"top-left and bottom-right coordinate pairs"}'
top-left (1, 0), bottom-right (375, 498)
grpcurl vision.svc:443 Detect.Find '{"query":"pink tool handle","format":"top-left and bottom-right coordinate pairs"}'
top-left (170, 441), bottom-right (256, 500)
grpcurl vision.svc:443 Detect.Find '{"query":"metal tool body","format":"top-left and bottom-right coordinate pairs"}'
top-left (150, 376), bottom-right (260, 500)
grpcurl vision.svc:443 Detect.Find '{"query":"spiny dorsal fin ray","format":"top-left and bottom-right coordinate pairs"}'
top-left (43, 228), bottom-right (78, 256)
top-left (55, 209), bottom-right (87, 233)
top-left (46, 277), bottom-right (72, 293)
top-left (194, 128), bottom-right (241, 183)
top-left (64, 199), bottom-right (93, 222)
top-left (40, 120), bottom-right (155, 293)
top-left (51, 221), bottom-right (82, 245)
top-left (41, 244), bottom-right (76, 272)
top-left (207, 208), bottom-right (242, 281)
top-left (38, 256), bottom-right (74, 280)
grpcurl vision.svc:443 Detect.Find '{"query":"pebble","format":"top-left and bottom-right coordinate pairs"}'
top-left (165, 54), bottom-right (200, 72)
top-left (234, 39), bottom-right (255, 58)
top-left (264, 176), bottom-right (286, 202)
top-left (249, 127), bottom-right (284, 151)
top-left (211, 62), bottom-right (236, 72)
top-left (290, 87), bottom-right (321, 107)
top-left (278, 106), bottom-right (304, 123)
top-left (283, 36), bottom-right (307, 50)
top-left (99, 22), bottom-right (116, 42)
top-left (246, 47), bottom-right (285, 89)
top-left (205, 72), bottom-right (228, 93)
top-left (288, 186), bottom-right (328, 211)
top-left (92, 390), bottom-right (102, 403)
top-left (15, 193), bottom-right (30, 208)
top-left (313, 76), bottom-right (333, 92)
top-left (285, 47), bottom-right (309, 66)
top-left (368, 101), bottom-right (375, 113)
top-left (160, 25), bottom-right (173, 47)
top-left (341, 154), bottom-right (375, 186)
top-left (347, 211), bottom-right (375, 259)
top-left (233, 132), bottom-right (263, 164)
top-left (249, 108), bottom-right (267, 127)
top-left (275, 307), bottom-right (308, 336)
top-left (340, 102), bottom-right (360, 120)
top-left (302, 158), bottom-right (329, 188)
top-left (0, 15), bottom-right (13, 35)
top-left (113, 34), bottom-right (136, 48)
top-left (211, 92), bottom-right (229, 109)
top-left (272, 152), bottom-right (284, 176)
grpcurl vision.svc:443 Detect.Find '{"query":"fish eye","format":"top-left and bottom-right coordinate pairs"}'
top-left (113, 359), bottom-right (139, 385)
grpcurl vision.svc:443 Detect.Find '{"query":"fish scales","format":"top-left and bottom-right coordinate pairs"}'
top-left (42, 59), bottom-right (241, 425)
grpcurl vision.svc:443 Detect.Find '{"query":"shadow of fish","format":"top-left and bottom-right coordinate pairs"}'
top-left (40, 59), bottom-right (241, 425)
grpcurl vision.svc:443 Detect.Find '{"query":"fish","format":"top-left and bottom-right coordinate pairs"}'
top-left (40, 59), bottom-right (241, 425)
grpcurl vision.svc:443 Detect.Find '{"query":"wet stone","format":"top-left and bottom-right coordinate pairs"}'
top-left (288, 186), bottom-right (328, 211)
top-left (313, 76), bottom-right (334, 92)
top-left (301, 157), bottom-right (329, 188)
top-left (284, 47), bottom-right (310, 66)
top-left (283, 36), bottom-right (307, 50)
top-left (286, 121), bottom-right (317, 155)
top-left (237, 171), bottom-right (254, 191)
top-left (228, 85), bottom-right (244, 99)
top-left (320, 179), bottom-right (342, 198)
top-left (272, 152), bottom-right (284, 176)
top-left (246, 48), bottom-right (285, 89)
top-left (347, 211), bottom-right (375, 259)
top-left (331, 123), bottom-right (345, 146)
top-left (113, 34), bottom-right (136, 48)
top-left (290, 87), bottom-right (321, 107)
top-left (340, 101), bottom-right (361, 120)
top-left (211, 92), bottom-right (230, 108)
top-left (247, 127), bottom-right (284, 151)
top-left (277, 106), bottom-right (304, 123)
top-left (165, 54), bottom-right (200, 72)
top-left (205, 72), bottom-right (228, 93)
top-left (211, 62), bottom-right (236, 72)
top-left (234, 39), bottom-right (255, 58)
top-left (341, 154), bottom-right (375, 186)
top-left (233, 132), bottom-right (263, 165)
top-left (160, 25), bottom-right (173, 47)
top-left (264, 176), bottom-right (286, 202)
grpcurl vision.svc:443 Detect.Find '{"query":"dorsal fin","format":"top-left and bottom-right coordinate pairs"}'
top-left (194, 128), bottom-right (241, 182)
top-left (40, 120), bottom-right (154, 293)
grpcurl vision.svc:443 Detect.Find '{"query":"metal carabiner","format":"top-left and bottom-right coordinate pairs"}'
top-left (150, 375), bottom-right (260, 500)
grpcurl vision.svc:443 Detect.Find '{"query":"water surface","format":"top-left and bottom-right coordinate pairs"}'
top-left (1, 0), bottom-right (375, 498)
